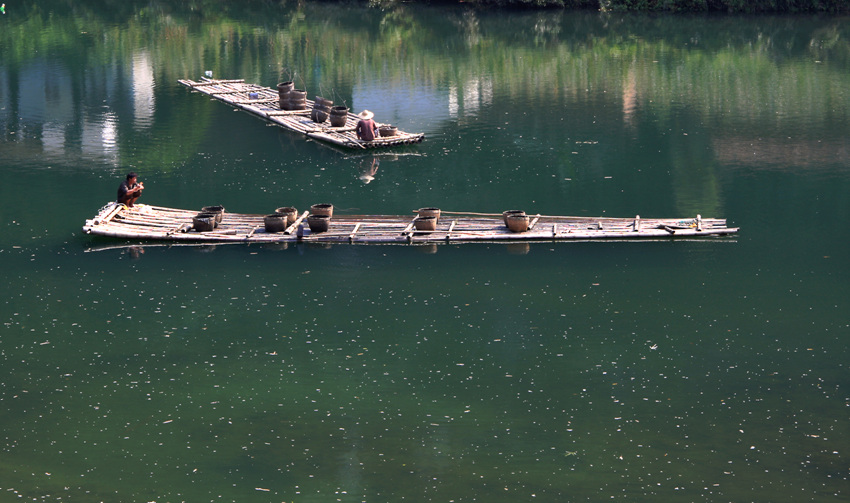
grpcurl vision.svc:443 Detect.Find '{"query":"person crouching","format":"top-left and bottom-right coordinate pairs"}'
top-left (117, 172), bottom-right (144, 207)
top-left (355, 110), bottom-right (378, 141)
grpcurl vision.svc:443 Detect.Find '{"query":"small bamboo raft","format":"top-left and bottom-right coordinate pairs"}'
top-left (177, 77), bottom-right (424, 150)
top-left (82, 203), bottom-right (738, 245)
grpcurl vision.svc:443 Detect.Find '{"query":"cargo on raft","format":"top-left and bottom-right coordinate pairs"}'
top-left (82, 203), bottom-right (739, 245)
top-left (177, 77), bottom-right (424, 150)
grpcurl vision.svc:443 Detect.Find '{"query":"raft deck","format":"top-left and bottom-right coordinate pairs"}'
top-left (177, 77), bottom-right (424, 150)
top-left (82, 203), bottom-right (738, 245)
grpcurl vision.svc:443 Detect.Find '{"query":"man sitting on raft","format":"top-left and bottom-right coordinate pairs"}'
top-left (355, 110), bottom-right (378, 141)
top-left (117, 172), bottom-right (144, 207)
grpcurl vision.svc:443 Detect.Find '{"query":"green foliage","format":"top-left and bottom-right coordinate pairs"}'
top-left (420, 0), bottom-right (849, 11)
top-left (427, 0), bottom-right (597, 9)
top-left (598, 0), bottom-right (849, 11)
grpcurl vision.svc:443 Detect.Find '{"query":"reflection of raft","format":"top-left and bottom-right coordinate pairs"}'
top-left (83, 203), bottom-right (738, 245)
top-left (177, 77), bottom-right (424, 150)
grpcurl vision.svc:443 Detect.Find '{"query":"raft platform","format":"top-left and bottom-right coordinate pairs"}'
top-left (177, 77), bottom-right (424, 150)
top-left (82, 203), bottom-right (738, 245)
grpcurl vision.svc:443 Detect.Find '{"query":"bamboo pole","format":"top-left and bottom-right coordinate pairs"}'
top-left (446, 220), bottom-right (457, 242)
top-left (349, 223), bottom-right (361, 242)
top-left (284, 211), bottom-right (310, 234)
top-left (96, 204), bottom-right (124, 225)
top-left (400, 221), bottom-right (415, 239)
top-left (166, 223), bottom-right (192, 235)
top-left (196, 79), bottom-right (245, 85)
top-left (417, 209), bottom-right (692, 222)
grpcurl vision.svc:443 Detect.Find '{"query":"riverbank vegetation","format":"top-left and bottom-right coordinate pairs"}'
top-left (411, 0), bottom-right (847, 12)
top-left (2, 0), bottom-right (848, 214)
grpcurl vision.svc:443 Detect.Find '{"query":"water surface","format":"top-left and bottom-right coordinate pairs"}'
top-left (1, 2), bottom-right (849, 501)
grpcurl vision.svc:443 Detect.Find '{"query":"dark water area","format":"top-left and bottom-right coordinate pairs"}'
top-left (1, 1), bottom-right (849, 501)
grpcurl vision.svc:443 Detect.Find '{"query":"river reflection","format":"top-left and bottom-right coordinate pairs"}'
top-left (359, 156), bottom-right (380, 184)
top-left (2, 1), bottom-right (850, 502)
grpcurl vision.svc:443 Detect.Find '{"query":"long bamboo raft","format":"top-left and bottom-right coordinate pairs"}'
top-left (177, 77), bottom-right (424, 150)
top-left (82, 203), bottom-right (738, 244)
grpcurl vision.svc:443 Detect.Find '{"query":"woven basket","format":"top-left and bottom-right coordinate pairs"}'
top-left (506, 214), bottom-right (530, 232)
top-left (502, 210), bottom-right (526, 225)
top-left (193, 214), bottom-right (216, 232)
top-left (310, 203), bottom-right (333, 218)
top-left (417, 207), bottom-right (441, 220)
top-left (275, 206), bottom-right (298, 225)
top-left (263, 214), bottom-right (287, 233)
top-left (307, 214), bottom-right (330, 233)
top-left (201, 205), bottom-right (225, 223)
top-left (414, 216), bottom-right (437, 231)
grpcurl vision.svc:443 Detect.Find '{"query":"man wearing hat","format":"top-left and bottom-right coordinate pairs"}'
top-left (117, 172), bottom-right (144, 207)
top-left (355, 110), bottom-right (378, 141)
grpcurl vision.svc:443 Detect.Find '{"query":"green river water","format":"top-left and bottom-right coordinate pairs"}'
top-left (1, 1), bottom-right (849, 501)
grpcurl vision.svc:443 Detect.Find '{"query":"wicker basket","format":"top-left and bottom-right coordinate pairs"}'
top-left (502, 210), bottom-right (526, 226)
top-left (201, 205), bottom-right (225, 223)
top-left (417, 207), bottom-right (441, 220)
top-left (329, 107), bottom-right (348, 128)
top-left (506, 214), bottom-right (530, 232)
top-left (414, 216), bottom-right (437, 231)
top-left (307, 214), bottom-right (330, 233)
top-left (263, 214), bottom-right (287, 233)
top-left (275, 206), bottom-right (299, 225)
top-left (193, 214), bottom-right (216, 232)
top-left (310, 203), bottom-right (333, 218)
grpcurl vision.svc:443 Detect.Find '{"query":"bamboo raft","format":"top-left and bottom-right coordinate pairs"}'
top-left (177, 77), bottom-right (425, 150)
top-left (82, 203), bottom-right (738, 245)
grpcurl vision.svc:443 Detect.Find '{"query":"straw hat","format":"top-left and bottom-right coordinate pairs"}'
top-left (358, 110), bottom-right (374, 120)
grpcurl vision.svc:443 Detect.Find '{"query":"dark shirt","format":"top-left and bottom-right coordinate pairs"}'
top-left (117, 180), bottom-right (139, 203)
top-left (356, 119), bottom-right (377, 141)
